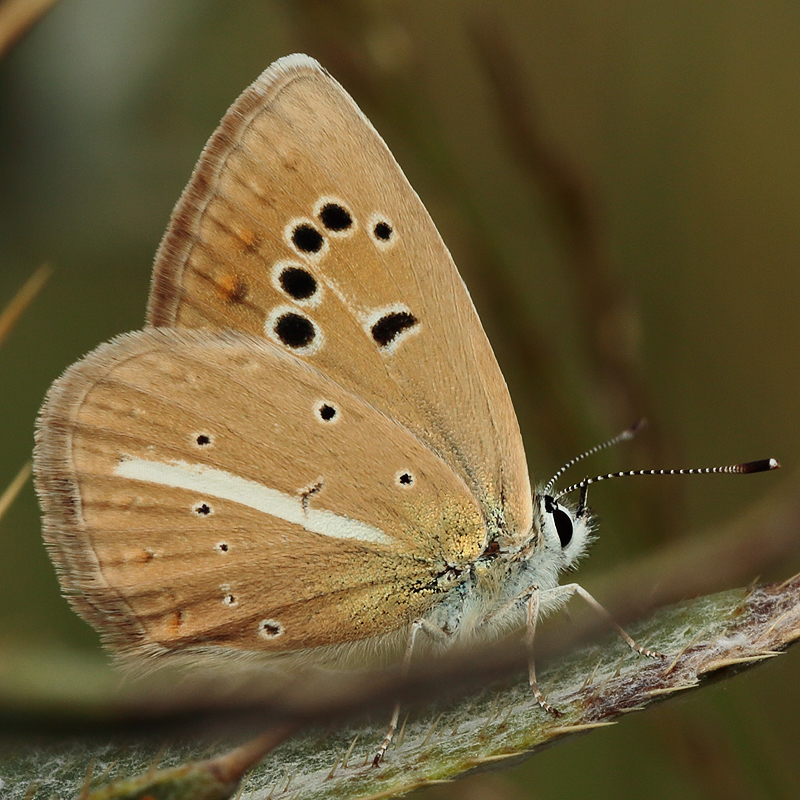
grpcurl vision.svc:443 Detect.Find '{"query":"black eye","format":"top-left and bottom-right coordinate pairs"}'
top-left (553, 508), bottom-right (573, 548)
top-left (545, 495), bottom-right (573, 548)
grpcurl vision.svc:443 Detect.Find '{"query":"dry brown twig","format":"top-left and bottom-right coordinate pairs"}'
top-left (0, 264), bottom-right (52, 348)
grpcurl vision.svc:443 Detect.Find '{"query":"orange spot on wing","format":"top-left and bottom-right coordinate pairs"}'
top-left (237, 227), bottom-right (259, 252)
top-left (217, 274), bottom-right (249, 304)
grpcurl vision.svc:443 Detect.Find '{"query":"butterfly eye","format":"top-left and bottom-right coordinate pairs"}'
top-left (194, 433), bottom-right (213, 447)
top-left (544, 495), bottom-right (574, 548)
top-left (553, 507), bottom-right (573, 548)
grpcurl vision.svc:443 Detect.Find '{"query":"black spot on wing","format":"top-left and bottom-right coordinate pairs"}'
top-left (319, 404), bottom-right (337, 421)
top-left (320, 203), bottom-right (353, 231)
top-left (371, 311), bottom-right (418, 347)
top-left (275, 312), bottom-right (316, 348)
top-left (373, 221), bottom-right (393, 241)
top-left (291, 223), bottom-right (324, 253)
top-left (279, 266), bottom-right (317, 300)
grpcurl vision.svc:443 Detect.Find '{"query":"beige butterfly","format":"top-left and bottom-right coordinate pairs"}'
top-left (35, 54), bottom-right (671, 761)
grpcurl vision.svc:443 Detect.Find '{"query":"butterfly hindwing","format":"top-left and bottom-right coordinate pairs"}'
top-left (34, 328), bottom-right (486, 658)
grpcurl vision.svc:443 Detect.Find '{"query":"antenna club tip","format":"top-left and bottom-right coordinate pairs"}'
top-left (740, 458), bottom-right (780, 473)
top-left (624, 418), bottom-right (648, 438)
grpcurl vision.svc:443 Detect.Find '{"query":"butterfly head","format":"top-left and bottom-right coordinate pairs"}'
top-left (519, 422), bottom-right (648, 577)
top-left (537, 492), bottom-right (594, 572)
top-left (452, 488), bottom-right (594, 642)
top-left (470, 487), bottom-right (593, 593)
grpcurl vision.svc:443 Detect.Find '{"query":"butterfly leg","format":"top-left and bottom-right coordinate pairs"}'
top-left (525, 582), bottom-right (663, 715)
top-left (525, 586), bottom-right (562, 716)
top-left (373, 617), bottom-right (449, 766)
top-left (479, 583), bottom-right (561, 713)
top-left (556, 583), bottom-right (663, 658)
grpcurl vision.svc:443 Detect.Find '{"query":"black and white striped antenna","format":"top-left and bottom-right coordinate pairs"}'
top-left (544, 420), bottom-right (779, 518)
top-left (542, 418), bottom-right (647, 496)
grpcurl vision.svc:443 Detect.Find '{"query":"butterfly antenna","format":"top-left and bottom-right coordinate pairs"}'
top-left (556, 458), bottom-right (780, 516)
top-left (542, 418), bottom-right (647, 496)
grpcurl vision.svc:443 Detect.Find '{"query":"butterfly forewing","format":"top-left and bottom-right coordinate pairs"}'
top-left (148, 54), bottom-right (533, 543)
top-left (35, 328), bottom-right (486, 658)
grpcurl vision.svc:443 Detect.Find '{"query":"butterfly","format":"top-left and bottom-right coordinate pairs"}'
top-left (40, 53), bottom-right (776, 764)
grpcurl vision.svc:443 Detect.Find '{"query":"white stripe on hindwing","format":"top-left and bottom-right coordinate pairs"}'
top-left (114, 457), bottom-right (393, 545)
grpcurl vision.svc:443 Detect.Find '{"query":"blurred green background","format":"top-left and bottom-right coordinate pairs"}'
top-left (1, 1), bottom-right (799, 798)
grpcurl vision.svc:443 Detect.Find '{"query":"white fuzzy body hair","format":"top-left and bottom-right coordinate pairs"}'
top-left (420, 491), bottom-right (595, 650)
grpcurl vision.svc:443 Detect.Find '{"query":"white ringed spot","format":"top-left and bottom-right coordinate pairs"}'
top-left (271, 260), bottom-right (323, 307)
top-left (284, 217), bottom-right (328, 259)
top-left (395, 470), bottom-right (415, 488)
top-left (265, 305), bottom-right (323, 354)
top-left (258, 619), bottom-right (284, 639)
top-left (368, 212), bottom-right (396, 249)
top-left (363, 303), bottom-right (420, 354)
top-left (315, 400), bottom-right (339, 424)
